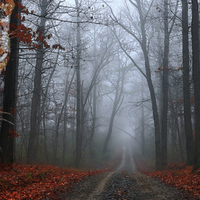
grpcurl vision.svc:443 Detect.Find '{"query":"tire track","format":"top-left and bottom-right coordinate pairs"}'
top-left (87, 148), bottom-right (126, 200)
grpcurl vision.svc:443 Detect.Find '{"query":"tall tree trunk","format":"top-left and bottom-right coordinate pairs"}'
top-left (182, 0), bottom-right (194, 166)
top-left (177, 125), bottom-right (184, 162)
top-left (63, 104), bottom-right (67, 166)
top-left (192, 0), bottom-right (200, 171)
top-left (181, 115), bottom-right (186, 157)
top-left (75, 0), bottom-right (82, 168)
top-left (145, 57), bottom-right (161, 170)
top-left (42, 114), bottom-right (48, 163)
top-left (27, 0), bottom-right (47, 164)
top-left (0, 0), bottom-right (20, 163)
top-left (170, 115), bottom-right (178, 162)
top-left (144, 43), bottom-right (161, 170)
top-left (72, 98), bottom-right (75, 152)
top-left (173, 104), bottom-right (184, 162)
top-left (89, 27), bottom-right (97, 160)
top-left (89, 80), bottom-right (97, 160)
top-left (141, 76), bottom-right (145, 156)
top-left (161, 0), bottom-right (170, 168)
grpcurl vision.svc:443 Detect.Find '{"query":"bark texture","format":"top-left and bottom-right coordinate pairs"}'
top-left (0, 0), bottom-right (20, 163)
top-left (182, 0), bottom-right (194, 166)
top-left (75, 0), bottom-right (82, 168)
top-left (161, 0), bottom-right (169, 168)
top-left (192, 0), bottom-right (200, 171)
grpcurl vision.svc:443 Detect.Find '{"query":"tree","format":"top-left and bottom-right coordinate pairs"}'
top-left (75, 0), bottom-right (82, 168)
top-left (141, 75), bottom-right (145, 156)
top-left (192, 0), bottom-right (200, 171)
top-left (0, 0), bottom-right (20, 163)
top-left (27, 0), bottom-right (48, 164)
top-left (161, 0), bottom-right (178, 168)
top-left (182, 0), bottom-right (194, 166)
top-left (160, 0), bottom-right (170, 168)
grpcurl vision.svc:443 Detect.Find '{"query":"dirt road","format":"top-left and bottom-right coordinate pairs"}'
top-left (62, 148), bottom-right (196, 200)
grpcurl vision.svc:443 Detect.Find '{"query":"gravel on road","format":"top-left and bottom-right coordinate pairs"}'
top-left (60, 148), bottom-right (198, 200)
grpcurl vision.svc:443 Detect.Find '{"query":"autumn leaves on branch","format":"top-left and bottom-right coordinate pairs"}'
top-left (0, 0), bottom-right (15, 71)
top-left (0, 0), bottom-right (65, 72)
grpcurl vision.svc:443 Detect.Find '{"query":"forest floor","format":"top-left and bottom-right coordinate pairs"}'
top-left (0, 150), bottom-right (200, 199)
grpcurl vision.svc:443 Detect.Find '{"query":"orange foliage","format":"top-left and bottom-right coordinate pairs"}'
top-left (178, 67), bottom-right (182, 70)
top-left (8, 128), bottom-right (19, 137)
top-left (0, 164), bottom-right (105, 199)
top-left (0, 0), bottom-right (15, 71)
top-left (142, 164), bottom-right (200, 198)
top-left (0, 0), bottom-right (15, 16)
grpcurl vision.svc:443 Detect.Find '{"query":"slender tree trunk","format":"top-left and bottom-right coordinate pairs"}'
top-left (75, 0), bottom-right (82, 168)
top-left (161, 0), bottom-right (169, 168)
top-left (71, 99), bottom-right (76, 154)
top-left (63, 104), bottom-right (67, 166)
top-left (27, 0), bottom-right (47, 164)
top-left (181, 115), bottom-right (186, 157)
top-left (145, 62), bottom-right (161, 170)
top-left (18, 112), bottom-right (25, 163)
top-left (182, 0), bottom-right (194, 166)
top-left (192, 0), bottom-right (200, 171)
top-left (80, 82), bottom-right (84, 156)
top-left (141, 76), bottom-right (145, 156)
top-left (173, 105), bottom-right (184, 162)
top-left (170, 115), bottom-right (178, 162)
top-left (0, 0), bottom-right (20, 163)
top-left (177, 125), bottom-right (184, 162)
top-left (89, 27), bottom-right (97, 160)
top-left (89, 80), bottom-right (97, 160)
top-left (42, 114), bottom-right (48, 163)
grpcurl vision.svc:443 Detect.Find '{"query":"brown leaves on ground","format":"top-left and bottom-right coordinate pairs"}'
top-left (0, 163), bottom-right (105, 199)
top-left (142, 163), bottom-right (200, 198)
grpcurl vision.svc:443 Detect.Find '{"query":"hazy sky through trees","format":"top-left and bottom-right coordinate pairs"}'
top-left (1, 0), bottom-right (197, 172)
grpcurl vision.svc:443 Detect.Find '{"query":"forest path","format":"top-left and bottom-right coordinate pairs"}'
top-left (87, 147), bottom-right (129, 199)
top-left (62, 148), bottom-right (190, 200)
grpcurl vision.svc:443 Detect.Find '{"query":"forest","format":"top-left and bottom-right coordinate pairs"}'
top-left (0, 0), bottom-right (200, 190)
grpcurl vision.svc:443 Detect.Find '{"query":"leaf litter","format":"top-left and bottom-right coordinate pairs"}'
top-left (141, 163), bottom-right (200, 199)
top-left (1, 162), bottom-right (200, 199)
top-left (0, 163), bottom-right (104, 200)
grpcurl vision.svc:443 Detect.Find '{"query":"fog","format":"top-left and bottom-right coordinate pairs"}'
top-left (1, 0), bottom-right (192, 170)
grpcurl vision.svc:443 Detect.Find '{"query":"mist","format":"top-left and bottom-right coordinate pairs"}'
top-left (0, 0), bottom-right (196, 173)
